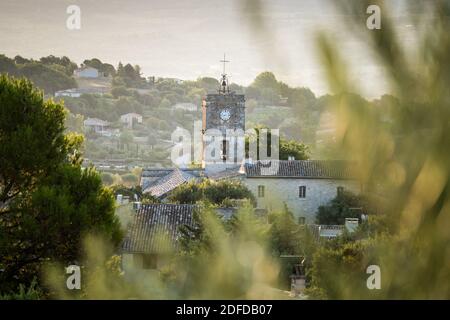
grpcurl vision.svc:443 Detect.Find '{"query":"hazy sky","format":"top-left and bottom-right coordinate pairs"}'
top-left (0, 0), bottom-right (420, 98)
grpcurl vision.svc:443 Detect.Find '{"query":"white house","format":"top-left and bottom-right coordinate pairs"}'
top-left (83, 117), bottom-right (109, 134)
top-left (74, 66), bottom-right (99, 78)
top-left (243, 160), bottom-right (361, 223)
top-left (120, 113), bottom-right (143, 129)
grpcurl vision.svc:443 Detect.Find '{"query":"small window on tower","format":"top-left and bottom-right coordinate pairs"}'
top-left (299, 186), bottom-right (306, 198)
top-left (221, 139), bottom-right (227, 160)
top-left (258, 185), bottom-right (265, 198)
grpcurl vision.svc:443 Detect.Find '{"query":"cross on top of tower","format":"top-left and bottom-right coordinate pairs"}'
top-left (219, 53), bottom-right (230, 94)
top-left (220, 53), bottom-right (229, 75)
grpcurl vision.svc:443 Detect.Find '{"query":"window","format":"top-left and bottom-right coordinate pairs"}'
top-left (221, 139), bottom-right (228, 160)
top-left (258, 185), bottom-right (265, 198)
top-left (299, 186), bottom-right (306, 198)
top-left (142, 254), bottom-right (157, 269)
top-left (298, 216), bottom-right (306, 225)
top-left (337, 186), bottom-right (344, 196)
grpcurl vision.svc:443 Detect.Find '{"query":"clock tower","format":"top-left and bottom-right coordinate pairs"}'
top-left (201, 55), bottom-right (245, 174)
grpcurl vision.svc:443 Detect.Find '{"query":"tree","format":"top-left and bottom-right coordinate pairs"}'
top-left (121, 173), bottom-right (138, 186)
top-left (168, 179), bottom-right (255, 206)
top-left (0, 75), bottom-right (70, 205)
top-left (0, 54), bottom-right (18, 75)
top-left (245, 126), bottom-right (311, 160)
top-left (251, 71), bottom-right (279, 91)
top-left (279, 138), bottom-right (310, 160)
top-left (111, 86), bottom-right (131, 98)
top-left (19, 63), bottom-right (77, 94)
top-left (0, 75), bottom-right (122, 292)
top-left (268, 205), bottom-right (301, 255)
top-left (119, 129), bottom-right (133, 149)
top-left (168, 181), bottom-right (203, 204)
top-left (315, 190), bottom-right (375, 225)
top-left (158, 97), bottom-right (171, 109)
top-left (101, 172), bottom-right (114, 186)
top-left (83, 58), bottom-right (116, 76)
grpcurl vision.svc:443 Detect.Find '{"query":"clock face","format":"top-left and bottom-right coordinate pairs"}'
top-left (220, 108), bottom-right (231, 121)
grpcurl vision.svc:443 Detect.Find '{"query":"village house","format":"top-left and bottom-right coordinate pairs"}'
top-left (83, 117), bottom-right (109, 134)
top-left (120, 112), bottom-right (143, 129)
top-left (121, 203), bottom-right (265, 272)
top-left (243, 160), bottom-right (361, 223)
top-left (121, 204), bottom-right (196, 271)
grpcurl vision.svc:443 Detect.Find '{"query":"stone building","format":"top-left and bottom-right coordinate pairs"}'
top-left (201, 65), bottom-right (245, 175)
top-left (243, 160), bottom-right (360, 223)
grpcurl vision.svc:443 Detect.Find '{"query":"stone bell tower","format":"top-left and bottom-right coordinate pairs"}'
top-left (201, 55), bottom-right (245, 175)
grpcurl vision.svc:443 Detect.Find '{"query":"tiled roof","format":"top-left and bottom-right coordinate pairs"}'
top-left (245, 160), bottom-right (356, 179)
top-left (143, 168), bottom-right (195, 198)
top-left (244, 160), bottom-right (357, 179)
top-left (206, 166), bottom-right (245, 180)
top-left (122, 204), bottom-right (196, 254)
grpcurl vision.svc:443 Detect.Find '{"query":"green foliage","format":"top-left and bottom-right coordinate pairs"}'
top-left (121, 173), bottom-right (138, 186)
top-left (1, 164), bottom-right (122, 291)
top-left (0, 278), bottom-right (43, 300)
top-left (0, 75), bottom-right (71, 203)
top-left (115, 62), bottom-right (146, 88)
top-left (111, 85), bottom-right (131, 98)
top-left (168, 179), bottom-right (256, 206)
top-left (83, 58), bottom-right (116, 77)
top-left (101, 172), bottom-right (114, 185)
top-left (251, 71), bottom-right (279, 91)
top-left (0, 55), bottom-right (77, 94)
top-left (169, 180), bottom-right (203, 204)
top-left (173, 204), bottom-right (278, 299)
top-left (279, 138), bottom-right (310, 160)
top-left (306, 0), bottom-right (450, 299)
top-left (268, 205), bottom-right (302, 255)
top-left (40, 55), bottom-right (78, 76)
top-left (0, 75), bottom-right (122, 294)
top-left (245, 125), bottom-right (311, 160)
top-left (315, 190), bottom-right (375, 225)
top-left (306, 238), bottom-right (382, 299)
